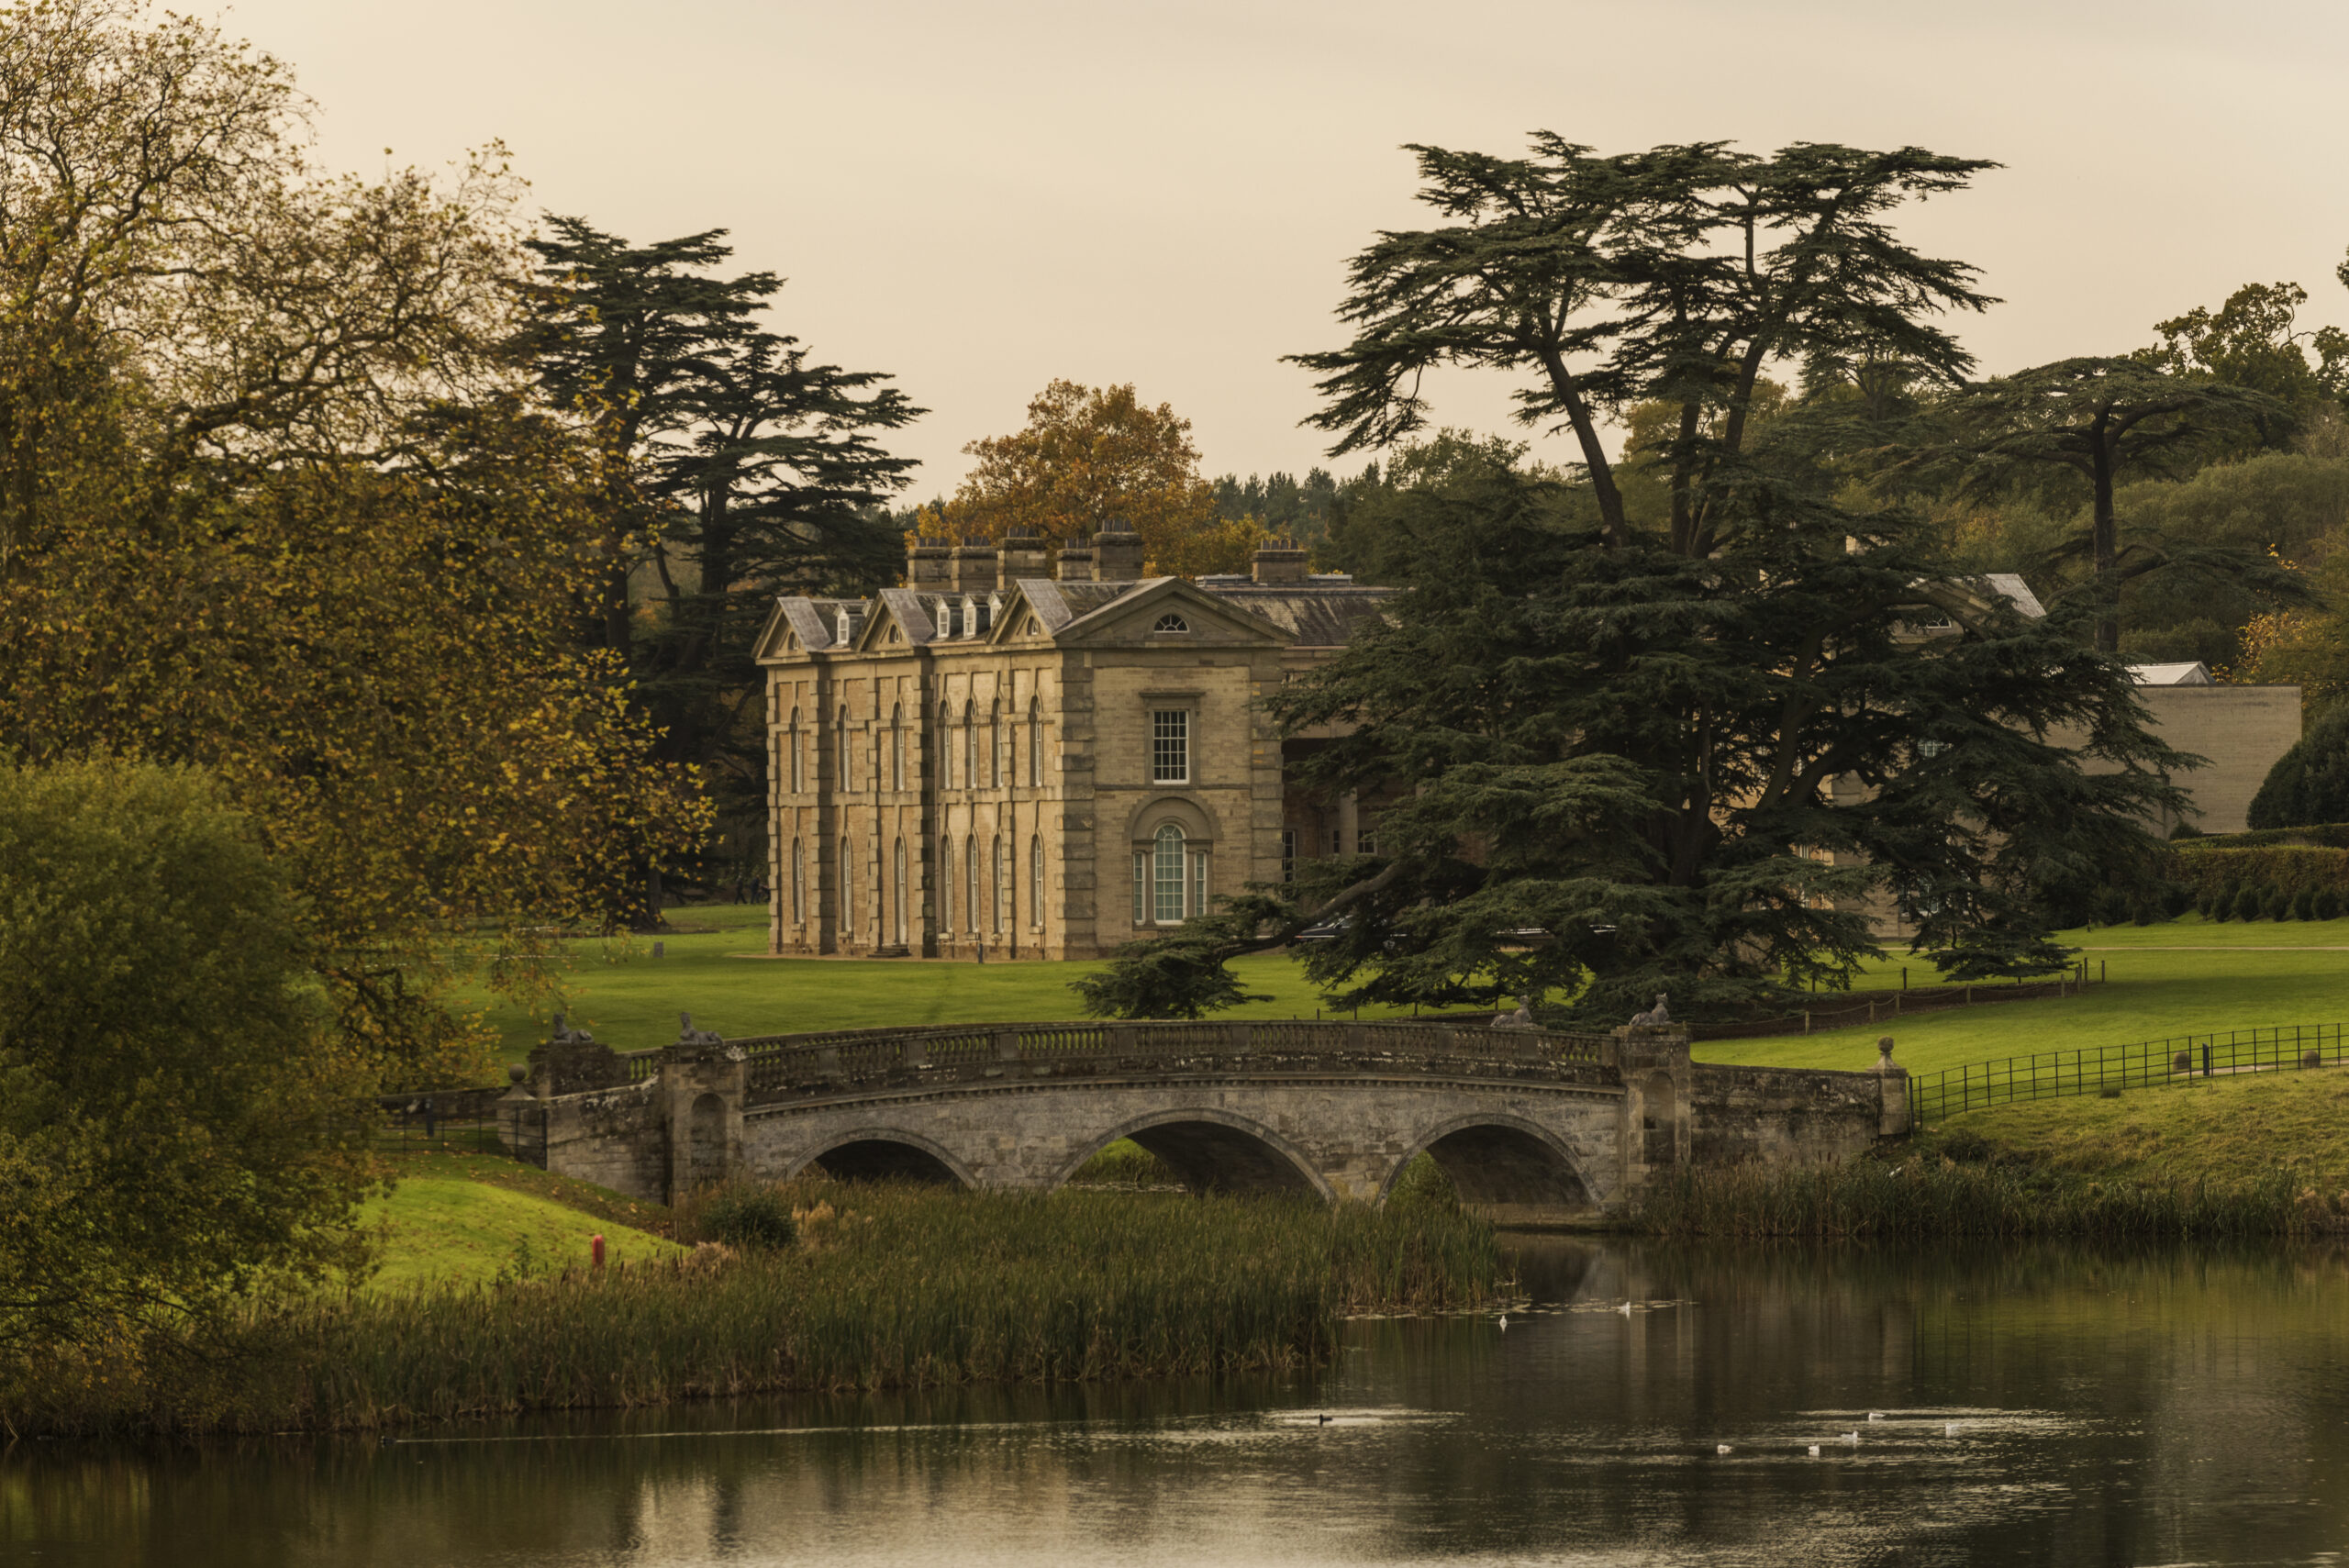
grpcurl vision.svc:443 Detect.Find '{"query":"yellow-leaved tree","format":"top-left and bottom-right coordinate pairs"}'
top-left (928, 379), bottom-right (1264, 576)
top-left (0, 0), bottom-right (707, 1090)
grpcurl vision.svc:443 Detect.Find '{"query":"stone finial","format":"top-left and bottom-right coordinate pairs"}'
top-left (1490, 995), bottom-right (1537, 1031)
top-left (1628, 993), bottom-right (1670, 1027)
top-left (1873, 1035), bottom-right (1897, 1074)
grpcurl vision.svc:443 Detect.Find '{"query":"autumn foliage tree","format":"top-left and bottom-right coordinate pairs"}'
top-left (932, 379), bottom-right (1265, 576)
top-left (0, 0), bottom-right (706, 1086)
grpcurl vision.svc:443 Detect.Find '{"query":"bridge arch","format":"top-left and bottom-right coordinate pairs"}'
top-left (785, 1127), bottom-right (978, 1188)
top-left (1384, 1111), bottom-right (1597, 1221)
top-left (1052, 1108), bottom-right (1333, 1200)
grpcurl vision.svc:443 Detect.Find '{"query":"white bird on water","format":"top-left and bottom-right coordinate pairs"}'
top-left (1844, 1431), bottom-right (1860, 1445)
top-left (1617, 1301), bottom-right (1634, 1318)
top-left (1717, 1444), bottom-right (1731, 1455)
top-left (1497, 1314), bottom-right (1508, 1331)
top-left (1868, 1411), bottom-right (1885, 1422)
top-left (1807, 1445), bottom-right (1821, 1457)
top-left (1945, 1421), bottom-right (1961, 1436)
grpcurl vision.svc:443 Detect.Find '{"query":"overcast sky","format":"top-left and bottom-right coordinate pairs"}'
top-left (206, 0), bottom-right (2349, 500)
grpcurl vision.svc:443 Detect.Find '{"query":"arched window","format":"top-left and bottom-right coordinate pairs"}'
top-left (1153, 612), bottom-right (1189, 633)
top-left (837, 836), bottom-right (853, 934)
top-left (790, 838), bottom-right (804, 924)
top-left (937, 701), bottom-right (952, 787)
top-left (1152, 823), bottom-right (1186, 924)
top-left (989, 700), bottom-right (1004, 786)
top-left (1028, 697), bottom-right (1042, 786)
top-left (962, 703), bottom-right (975, 789)
top-left (890, 704), bottom-right (904, 792)
top-left (990, 836), bottom-right (1003, 932)
top-left (939, 835), bottom-right (953, 938)
top-left (893, 838), bottom-right (907, 944)
top-left (1030, 835), bottom-right (1044, 929)
top-left (836, 705), bottom-right (851, 790)
top-left (966, 835), bottom-right (980, 933)
top-left (787, 706), bottom-right (802, 792)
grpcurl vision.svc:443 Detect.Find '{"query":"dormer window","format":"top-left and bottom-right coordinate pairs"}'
top-left (836, 607), bottom-right (852, 643)
top-left (1152, 613), bottom-right (1189, 633)
top-left (961, 595), bottom-right (981, 637)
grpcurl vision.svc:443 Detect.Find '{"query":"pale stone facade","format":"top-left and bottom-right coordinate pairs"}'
top-left (751, 528), bottom-right (1391, 959)
top-left (757, 541), bottom-right (2303, 959)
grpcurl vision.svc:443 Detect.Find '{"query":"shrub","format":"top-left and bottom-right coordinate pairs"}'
top-left (2265, 886), bottom-right (2292, 919)
top-left (2248, 703), bottom-right (2349, 829)
top-left (2161, 883), bottom-right (2195, 920)
top-left (2211, 885), bottom-right (2233, 921)
top-left (2294, 887), bottom-right (2318, 920)
top-left (0, 762), bottom-right (372, 1361)
top-left (690, 1183), bottom-right (798, 1251)
top-left (2321, 888), bottom-right (2344, 920)
top-left (2232, 885), bottom-right (2264, 920)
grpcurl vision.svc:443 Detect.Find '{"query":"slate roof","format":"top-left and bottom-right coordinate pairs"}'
top-left (1195, 584), bottom-right (1393, 648)
top-left (2129, 661), bottom-right (2214, 686)
top-left (1983, 573), bottom-right (2046, 619)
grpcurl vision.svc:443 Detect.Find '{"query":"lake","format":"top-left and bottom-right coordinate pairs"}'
top-left (7, 1237), bottom-right (2347, 1565)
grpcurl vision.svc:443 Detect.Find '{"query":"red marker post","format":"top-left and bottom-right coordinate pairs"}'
top-left (590, 1234), bottom-right (606, 1270)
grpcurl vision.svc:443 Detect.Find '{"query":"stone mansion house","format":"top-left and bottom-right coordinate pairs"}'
top-left (757, 528), bottom-right (2300, 961)
top-left (754, 524), bottom-right (1392, 960)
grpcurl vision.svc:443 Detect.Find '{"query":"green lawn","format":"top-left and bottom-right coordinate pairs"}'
top-left (451, 902), bottom-right (1431, 1068)
top-left (358, 1153), bottom-right (684, 1293)
top-left (450, 903), bottom-right (2349, 1083)
top-left (1936, 1068), bottom-right (2349, 1190)
top-left (1702, 914), bottom-right (2349, 1079)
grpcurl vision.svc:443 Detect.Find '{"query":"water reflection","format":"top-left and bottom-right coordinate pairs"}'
top-left (7, 1239), bottom-right (2348, 1566)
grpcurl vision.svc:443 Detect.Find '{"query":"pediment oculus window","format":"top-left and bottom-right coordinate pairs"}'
top-left (1152, 613), bottom-right (1189, 633)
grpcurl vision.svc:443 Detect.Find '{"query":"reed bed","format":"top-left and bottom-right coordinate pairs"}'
top-left (1634, 1159), bottom-right (2318, 1241)
top-left (6, 1181), bottom-right (1505, 1437)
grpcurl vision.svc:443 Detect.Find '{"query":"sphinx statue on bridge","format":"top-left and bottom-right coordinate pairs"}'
top-left (1628, 994), bottom-right (1671, 1028)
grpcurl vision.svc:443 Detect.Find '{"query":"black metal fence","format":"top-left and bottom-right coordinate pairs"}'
top-left (1910, 1023), bottom-right (2348, 1125)
top-left (372, 1094), bottom-right (549, 1166)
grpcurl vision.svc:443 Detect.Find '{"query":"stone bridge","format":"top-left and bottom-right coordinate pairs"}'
top-left (502, 1017), bottom-right (1910, 1226)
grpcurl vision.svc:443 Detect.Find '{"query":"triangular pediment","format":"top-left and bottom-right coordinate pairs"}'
top-left (1041, 576), bottom-right (1292, 649)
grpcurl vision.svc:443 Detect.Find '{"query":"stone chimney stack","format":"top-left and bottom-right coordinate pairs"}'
top-left (1053, 538), bottom-right (1095, 582)
top-left (997, 529), bottom-right (1051, 588)
top-left (1250, 537), bottom-right (1310, 585)
top-left (1094, 517), bottom-right (1146, 581)
top-left (905, 535), bottom-right (952, 591)
top-left (948, 537), bottom-right (998, 594)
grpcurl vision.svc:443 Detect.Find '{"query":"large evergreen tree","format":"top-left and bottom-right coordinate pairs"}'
top-left (518, 220), bottom-right (920, 898)
top-left (1079, 137), bottom-right (2190, 1022)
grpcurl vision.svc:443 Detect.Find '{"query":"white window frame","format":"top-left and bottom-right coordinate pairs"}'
top-left (1152, 823), bottom-right (1186, 924)
top-left (1030, 835), bottom-right (1045, 929)
top-left (1151, 708), bottom-right (1189, 785)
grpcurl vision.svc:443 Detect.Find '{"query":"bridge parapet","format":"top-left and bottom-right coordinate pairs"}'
top-left (729, 1019), bottom-right (1617, 1106)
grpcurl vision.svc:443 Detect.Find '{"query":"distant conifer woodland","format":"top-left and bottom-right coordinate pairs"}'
top-left (8, 1), bottom-right (2349, 1424)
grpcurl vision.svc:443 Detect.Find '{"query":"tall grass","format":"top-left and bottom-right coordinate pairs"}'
top-left (5, 1181), bottom-right (1505, 1437)
top-left (1635, 1158), bottom-right (2317, 1241)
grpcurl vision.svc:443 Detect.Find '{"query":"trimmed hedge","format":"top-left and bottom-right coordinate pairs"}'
top-left (2171, 842), bottom-right (2349, 900)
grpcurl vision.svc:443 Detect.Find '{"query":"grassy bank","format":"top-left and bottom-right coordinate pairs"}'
top-left (359, 1159), bottom-right (685, 1292)
top-left (1640, 1069), bottom-right (2349, 1240)
top-left (1698, 916), bottom-right (2349, 1077)
top-left (452, 903), bottom-right (1434, 1068)
top-left (7, 1180), bottom-right (1507, 1438)
top-left (457, 904), bottom-right (2349, 1084)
